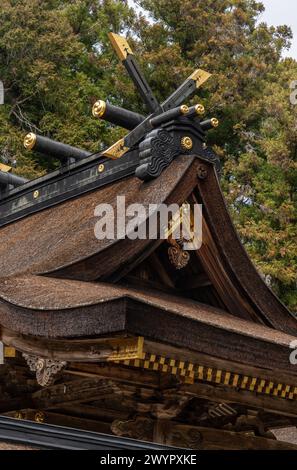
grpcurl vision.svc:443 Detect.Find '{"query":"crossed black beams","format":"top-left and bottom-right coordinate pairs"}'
top-left (104, 33), bottom-right (212, 155)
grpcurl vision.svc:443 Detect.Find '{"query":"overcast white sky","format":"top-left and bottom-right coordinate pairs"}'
top-left (261, 0), bottom-right (297, 58)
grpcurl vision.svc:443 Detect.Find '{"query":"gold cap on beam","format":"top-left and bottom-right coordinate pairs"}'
top-left (24, 132), bottom-right (37, 150)
top-left (189, 69), bottom-right (212, 88)
top-left (0, 163), bottom-right (12, 173)
top-left (108, 32), bottom-right (134, 61)
top-left (92, 100), bottom-right (107, 118)
top-left (180, 104), bottom-right (189, 114)
top-left (211, 118), bottom-right (219, 128)
top-left (195, 104), bottom-right (205, 116)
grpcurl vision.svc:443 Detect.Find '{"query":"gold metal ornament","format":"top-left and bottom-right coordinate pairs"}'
top-left (195, 104), bottom-right (205, 116)
top-left (98, 164), bottom-right (105, 173)
top-left (24, 132), bottom-right (37, 150)
top-left (0, 163), bottom-right (12, 173)
top-left (35, 412), bottom-right (45, 423)
top-left (180, 105), bottom-right (189, 115)
top-left (189, 69), bottom-right (212, 88)
top-left (107, 336), bottom-right (144, 362)
top-left (211, 118), bottom-right (219, 128)
top-left (102, 138), bottom-right (129, 160)
top-left (33, 190), bottom-right (39, 199)
top-left (4, 347), bottom-right (16, 358)
top-left (181, 136), bottom-right (193, 151)
top-left (92, 100), bottom-right (107, 118)
top-left (108, 32), bottom-right (134, 61)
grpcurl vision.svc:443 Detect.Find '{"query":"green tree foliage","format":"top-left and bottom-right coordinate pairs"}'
top-left (0, 0), bottom-right (135, 174)
top-left (0, 0), bottom-right (296, 311)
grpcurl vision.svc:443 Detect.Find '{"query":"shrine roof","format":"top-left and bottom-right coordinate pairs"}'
top-left (0, 155), bottom-right (295, 337)
top-left (0, 274), bottom-right (296, 377)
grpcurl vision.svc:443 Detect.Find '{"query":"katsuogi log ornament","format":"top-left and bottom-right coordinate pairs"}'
top-left (24, 132), bottom-right (92, 164)
top-left (0, 163), bottom-right (28, 194)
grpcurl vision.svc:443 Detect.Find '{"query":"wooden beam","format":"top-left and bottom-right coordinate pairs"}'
top-left (176, 272), bottom-right (212, 290)
top-left (148, 253), bottom-right (176, 288)
top-left (144, 340), bottom-right (297, 386)
top-left (157, 421), bottom-right (297, 450)
top-left (181, 382), bottom-right (297, 418)
top-left (1, 327), bottom-right (143, 362)
top-left (53, 404), bottom-right (130, 422)
top-left (111, 415), bottom-right (297, 449)
top-left (65, 338), bottom-right (297, 388)
top-left (66, 362), bottom-right (175, 388)
top-left (123, 276), bottom-right (177, 295)
top-left (189, 193), bottom-right (262, 322)
top-left (32, 378), bottom-right (123, 409)
top-left (3, 409), bottom-right (111, 434)
top-left (0, 397), bottom-right (33, 414)
top-left (32, 376), bottom-right (156, 411)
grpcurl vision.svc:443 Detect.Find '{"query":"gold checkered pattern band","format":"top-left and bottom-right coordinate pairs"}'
top-left (113, 352), bottom-right (297, 401)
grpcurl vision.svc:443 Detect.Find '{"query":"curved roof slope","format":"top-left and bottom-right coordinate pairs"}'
top-left (0, 157), bottom-right (195, 279)
top-left (0, 275), bottom-right (296, 376)
top-left (0, 154), bottom-right (295, 336)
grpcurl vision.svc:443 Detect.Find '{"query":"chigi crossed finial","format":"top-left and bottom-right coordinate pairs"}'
top-left (92, 32), bottom-right (221, 180)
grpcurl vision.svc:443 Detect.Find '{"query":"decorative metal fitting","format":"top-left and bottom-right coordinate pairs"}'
top-left (24, 132), bottom-right (37, 150)
top-left (168, 245), bottom-right (190, 270)
top-left (33, 190), bottom-right (39, 199)
top-left (180, 104), bottom-right (189, 115)
top-left (98, 164), bottom-right (105, 173)
top-left (0, 163), bottom-right (12, 173)
top-left (92, 100), bottom-right (107, 118)
top-left (23, 353), bottom-right (67, 387)
top-left (197, 164), bottom-right (208, 180)
top-left (211, 118), bottom-right (219, 128)
top-left (181, 136), bottom-right (193, 151)
top-left (35, 411), bottom-right (45, 423)
top-left (108, 32), bottom-right (134, 61)
top-left (195, 104), bottom-right (205, 116)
